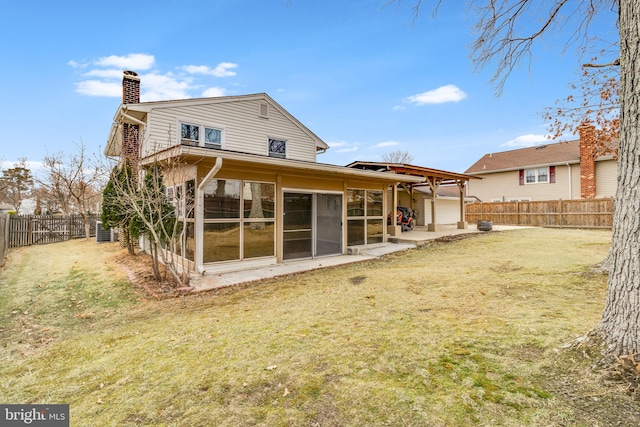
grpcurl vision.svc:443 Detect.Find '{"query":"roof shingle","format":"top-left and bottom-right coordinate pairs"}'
top-left (465, 140), bottom-right (580, 174)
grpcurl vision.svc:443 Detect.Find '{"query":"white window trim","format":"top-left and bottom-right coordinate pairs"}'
top-left (524, 167), bottom-right (550, 184)
top-left (178, 120), bottom-right (225, 149)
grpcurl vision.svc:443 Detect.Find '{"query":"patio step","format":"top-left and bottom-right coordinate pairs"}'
top-left (347, 242), bottom-right (416, 257)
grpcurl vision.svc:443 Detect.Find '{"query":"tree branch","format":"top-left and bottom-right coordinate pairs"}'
top-left (583, 58), bottom-right (620, 67)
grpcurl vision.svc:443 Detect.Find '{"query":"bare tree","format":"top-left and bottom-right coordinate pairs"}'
top-left (101, 154), bottom-right (192, 286)
top-left (544, 64), bottom-right (619, 149)
top-left (382, 150), bottom-right (414, 164)
top-left (398, 0), bottom-right (639, 357)
top-left (40, 142), bottom-right (106, 238)
top-left (0, 158), bottom-right (34, 213)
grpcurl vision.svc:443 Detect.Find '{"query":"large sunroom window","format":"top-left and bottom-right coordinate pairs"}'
top-left (203, 179), bottom-right (275, 262)
top-left (346, 189), bottom-right (384, 246)
top-left (166, 180), bottom-right (195, 262)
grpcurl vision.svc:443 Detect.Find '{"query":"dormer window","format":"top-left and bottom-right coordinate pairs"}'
top-left (180, 122), bottom-right (222, 149)
top-left (268, 138), bottom-right (286, 159)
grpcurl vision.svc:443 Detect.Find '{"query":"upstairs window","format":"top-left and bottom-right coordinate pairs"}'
top-left (204, 128), bottom-right (222, 148)
top-left (180, 122), bottom-right (222, 149)
top-left (181, 123), bottom-right (199, 145)
top-left (525, 167), bottom-right (548, 184)
top-left (268, 138), bottom-right (286, 159)
top-left (519, 166), bottom-right (555, 185)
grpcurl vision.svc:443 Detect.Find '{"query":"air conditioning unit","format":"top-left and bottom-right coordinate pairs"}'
top-left (96, 220), bottom-right (118, 243)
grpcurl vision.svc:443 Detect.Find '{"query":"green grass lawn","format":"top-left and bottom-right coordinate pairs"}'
top-left (0, 228), bottom-right (636, 426)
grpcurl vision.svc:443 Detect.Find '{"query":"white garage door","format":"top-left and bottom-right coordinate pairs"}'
top-left (422, 199), bottom-right (460, 224)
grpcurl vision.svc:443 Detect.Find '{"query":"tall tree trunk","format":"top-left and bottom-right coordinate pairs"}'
top-left (81, 212), bottom-right (91, 240)
top-left (597, 0), bottom-right (640, 356)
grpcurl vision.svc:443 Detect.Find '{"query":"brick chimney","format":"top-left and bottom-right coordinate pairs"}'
top-left (579, 123), bottom-right (596, 199)
top-left (122, 70), bottom-right (140, 104)
top-left (122, 71), bottom-right (140, 162)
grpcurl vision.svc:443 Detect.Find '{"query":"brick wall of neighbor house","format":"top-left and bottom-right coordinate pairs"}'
top-left (579, 124), bottom-right (597, 199)
top-left (122, 71), bottom-right (141, 162)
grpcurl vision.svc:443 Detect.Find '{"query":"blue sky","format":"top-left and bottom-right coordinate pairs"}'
top-left (0, 0), bottom-right (616, 174)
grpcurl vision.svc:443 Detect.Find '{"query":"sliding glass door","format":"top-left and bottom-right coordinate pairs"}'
top-left (283, 193), bottom-right (313, 260)
top-left (283, 192), bottom-right (342, 260)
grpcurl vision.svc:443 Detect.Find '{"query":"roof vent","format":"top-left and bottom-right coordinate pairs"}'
top-left (535, 144), bottom-right (548, 150)
top-left (258, 102), bottom-right (269, 118)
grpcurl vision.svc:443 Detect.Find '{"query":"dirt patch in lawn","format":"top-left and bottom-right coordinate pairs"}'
top-left (114, 251), bottom-right (179, 299)
top-left (543, 335), bottom-right (640, 426)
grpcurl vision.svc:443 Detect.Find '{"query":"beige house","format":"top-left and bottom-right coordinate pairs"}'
top-left (465, 127), bottom-right (617, 202)
top-left (105, 72), bottom-right (425, 274)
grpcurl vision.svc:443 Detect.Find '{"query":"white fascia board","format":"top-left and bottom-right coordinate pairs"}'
top-left (467, 160), bottom-right (580, 175)
top-left (146, 145), bottom-right (425, 184)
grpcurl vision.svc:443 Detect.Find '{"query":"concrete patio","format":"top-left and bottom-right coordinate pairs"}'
top-left (189, 223), bottom-right (523, 292)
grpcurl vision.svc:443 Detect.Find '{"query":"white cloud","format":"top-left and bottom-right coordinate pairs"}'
top-left (75, 80), bottom-right (122, 97)
top-left (95, 53), bottom-right (155, 70)
top-left (201, 87), bottom-right (227, 97)
top-left (68, 60), bottom-right (87, 68)
top-left (328, 140), bottom-right (359, 153)
top-left (501, 134), bottom-right (550, 147)
top-left (393, 105), bottom-right (406, 111)
top-left (406, 84), bottom-right (467, 105)
top-left (70, 54), bottom-right (238, 101)
top-left (336, 146), bottom-right (358, 153)
top-left (183, 62), bottom-right (238, 77)
top-left (328, 141), bottom-right (348, 147)
top-left (142, 73), bottom-right (193, 101)
top-left (84, 69), bottom-right (125, 79)
top-left (373, 141), bottom-right (399, 148)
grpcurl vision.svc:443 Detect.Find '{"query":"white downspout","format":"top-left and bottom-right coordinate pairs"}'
top-left (566, 162), bottom-right (572, 199)
top-left (196, 157), bottom-right (223, 274)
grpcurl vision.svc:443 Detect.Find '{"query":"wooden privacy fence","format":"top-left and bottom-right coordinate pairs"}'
top-left (8, 214), bottom-right (100, 248)
top-left (465, 198), bottom-right (613, 229)
top-left (0, 214), bottom-right (9, 266)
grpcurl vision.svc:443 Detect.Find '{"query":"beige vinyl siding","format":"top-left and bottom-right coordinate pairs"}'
top-left (596, 159), bottom-right (617, 198)
top-left (467, 164), bottom-right (577, 202)
top-left (422, 199), bottom-right (460, 224)
top-left (570, 163), bottom-right (581, 199)
top-left (141, 99), bottom-right (318, 162)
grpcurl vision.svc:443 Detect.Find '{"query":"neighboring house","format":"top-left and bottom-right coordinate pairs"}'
top-left (465, 126), bottom-right (617, 202)
top-left (105, 71), bottom-right (424, 275)
top-left (0, 203), bottom-right (14, 214)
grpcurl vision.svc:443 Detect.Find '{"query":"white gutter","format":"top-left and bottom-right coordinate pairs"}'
top-left (195, 157), bottom-right (223, 274)
top-left (566, 162), bottom-right (572, 199)
top-left (468, 160), bottom-right (580, 176)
